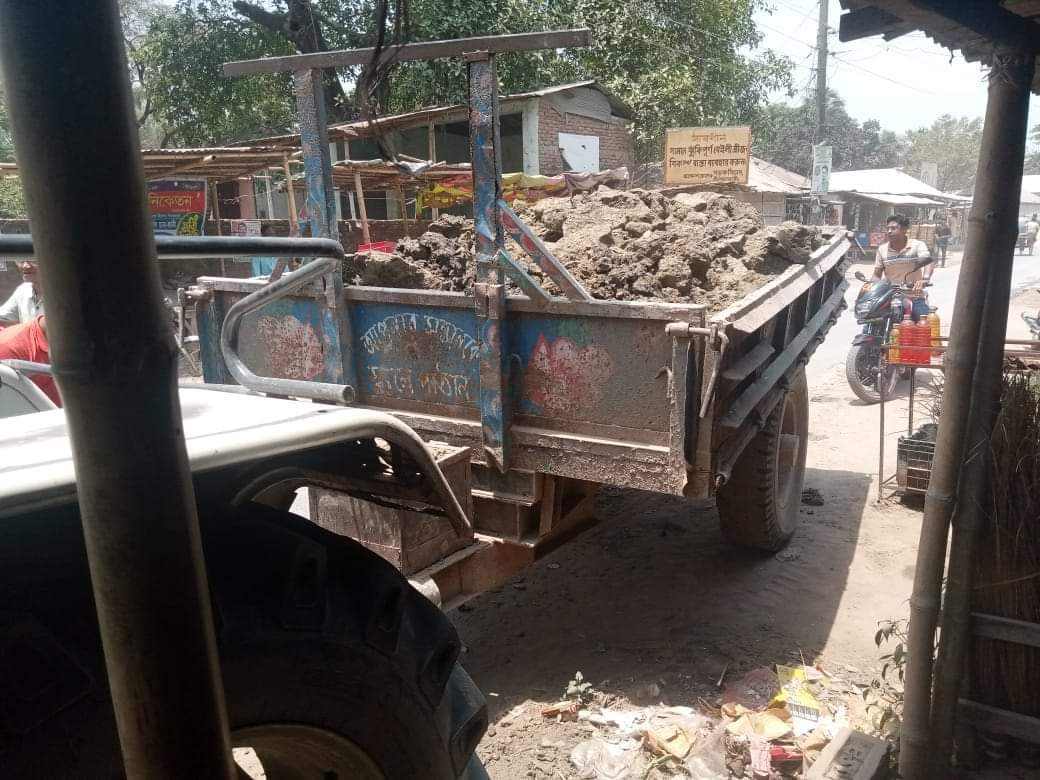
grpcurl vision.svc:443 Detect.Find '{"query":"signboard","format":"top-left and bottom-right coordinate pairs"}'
top-left (664, 126), bottom-right (751, 186)
top-left (230, 219), bottom-right (262, 237)
top-left (148, 178), bottom-right (207, 236)
top-left (811, 144), bottom-right (832, 194)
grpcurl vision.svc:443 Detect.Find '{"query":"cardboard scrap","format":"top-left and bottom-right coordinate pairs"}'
top-left (643, 724), bottom-right (693, 760)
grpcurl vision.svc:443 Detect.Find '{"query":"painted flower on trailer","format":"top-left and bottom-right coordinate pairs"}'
top-left (256, 315), bottom-right (325, 380)
top-left (524, 335), bottom-right (613, 416)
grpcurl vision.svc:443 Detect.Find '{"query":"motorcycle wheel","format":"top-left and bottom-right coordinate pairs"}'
top-left (846, 344), bottom-right (898, 404)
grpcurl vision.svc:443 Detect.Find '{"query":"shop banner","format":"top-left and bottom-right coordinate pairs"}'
top-left (148, 178), bottom-right (207, 236)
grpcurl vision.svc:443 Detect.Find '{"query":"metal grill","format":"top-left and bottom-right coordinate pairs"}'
top-left (897, 436), bottom-right (935, 494)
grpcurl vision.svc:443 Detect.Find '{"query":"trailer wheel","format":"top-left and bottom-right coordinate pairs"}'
top-left (3, 502), bottom-right (487, 779)
top-left (716, 368), bottom-right (808, 551)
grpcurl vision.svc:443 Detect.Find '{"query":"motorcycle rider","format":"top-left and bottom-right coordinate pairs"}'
top-left (872, 213), bottom-right (934, 320)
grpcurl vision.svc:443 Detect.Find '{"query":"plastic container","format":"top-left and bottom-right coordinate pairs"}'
top-left (889, 324), bottom-right (901, 364)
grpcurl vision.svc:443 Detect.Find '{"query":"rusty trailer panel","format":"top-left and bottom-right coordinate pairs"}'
top-left (196, 282), bottom-right (704, 496)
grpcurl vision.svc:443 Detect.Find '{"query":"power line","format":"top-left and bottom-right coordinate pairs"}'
top-left (829, 52), bottom-right (933, 94)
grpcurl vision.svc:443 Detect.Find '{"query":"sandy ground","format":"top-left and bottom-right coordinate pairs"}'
top-left (450, 249), bottom-right (1040, 777)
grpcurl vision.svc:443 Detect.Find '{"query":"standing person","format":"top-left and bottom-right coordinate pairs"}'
top-left (251, 223), bottom-right (279, 277)
top-left (0, 314), bottom-right (59, 405)
top-left (872, 213), bottom-right (935, 321)
top-left (1027, 213), bottom-right (1040, 255)
top-left (0, 260), bottom-right (43, 326)
top-left (934, 220), bottom-right (952, 267)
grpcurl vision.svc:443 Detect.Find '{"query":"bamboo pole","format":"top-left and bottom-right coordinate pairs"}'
top-left (0, 2), bottom-right (236, 777)
top-left (428, 122), bottom-right (440, 219)
top-left (928, 55), bottom-right (1035, 775)
top-left (283, 155), bottom-right (299, 236)
top-left (354, 170), bottom-right (371, 245)
top-left (900, 52), bottom-right (1035, 779)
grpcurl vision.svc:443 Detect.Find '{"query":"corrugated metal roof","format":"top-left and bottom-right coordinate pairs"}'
top-left (851, 192), bottom-right (946, 206)
top-left (829, 168), bottom-right (948, 199)
top-left (2, 147), bottom-right (293, 183)
top-left (749, 157), bottom-right (807, 194)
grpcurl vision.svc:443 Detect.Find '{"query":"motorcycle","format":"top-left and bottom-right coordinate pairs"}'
top-left (845, 257), bottom-right (934, 404)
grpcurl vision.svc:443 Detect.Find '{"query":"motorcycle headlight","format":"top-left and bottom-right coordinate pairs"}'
top-left (855, 301), bottom-right (872, 315)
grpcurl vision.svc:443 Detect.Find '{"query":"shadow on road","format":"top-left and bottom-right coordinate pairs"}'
top-left (452, 468), bottom-right (873, 721)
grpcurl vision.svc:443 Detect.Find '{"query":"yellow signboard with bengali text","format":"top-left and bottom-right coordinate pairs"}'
top-left (664, 126), bottom-right (751, 186)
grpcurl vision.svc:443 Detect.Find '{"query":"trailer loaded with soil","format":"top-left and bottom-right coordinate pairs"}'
top-left (195, 181), bottom-right (850, 604)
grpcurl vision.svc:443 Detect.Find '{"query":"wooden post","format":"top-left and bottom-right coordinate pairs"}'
top-left (354, 170), bottom-right (371, 245)
top-left (900, 51), bottom-right (1035, 780)
top-left (927, 51), bottom-right (1036, 776)
top-left (283, 156), bottom-right (299, 236)
top-left (209, 180), bottom-right (226, 276)
top-left (427, 122), bottom-right (440, 219)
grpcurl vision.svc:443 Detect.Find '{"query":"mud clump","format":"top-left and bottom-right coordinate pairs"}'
top-left (344, 187), bottom-right (826, 310)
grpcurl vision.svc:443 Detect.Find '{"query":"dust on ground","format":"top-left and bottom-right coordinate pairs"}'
top-left (344, 187), bottom-right (826, 311)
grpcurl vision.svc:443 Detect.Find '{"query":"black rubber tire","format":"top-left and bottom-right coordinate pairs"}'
top-left (716, 369), bottom-right (809, 552)
top-left (1, 502), bottom-right (487, 779)
top-left (845, 344), bottom-right (898, 404)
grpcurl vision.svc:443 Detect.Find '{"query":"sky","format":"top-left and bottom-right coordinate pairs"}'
top-left (752, 0), bottom-right (1040, 137)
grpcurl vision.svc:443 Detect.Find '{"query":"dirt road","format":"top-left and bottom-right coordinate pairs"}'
top-left (454, 249), bottom-right (1040, 777)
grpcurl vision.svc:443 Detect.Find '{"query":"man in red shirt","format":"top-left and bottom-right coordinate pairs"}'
top-left (0, 314), bottom-right (60, 406)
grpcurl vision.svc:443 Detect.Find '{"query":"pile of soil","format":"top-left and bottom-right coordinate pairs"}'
top-left (344, 188), bottom-right (826, 310)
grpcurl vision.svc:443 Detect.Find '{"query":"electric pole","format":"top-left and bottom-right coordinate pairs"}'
top-left (815, 0), bottom-right (829, 141)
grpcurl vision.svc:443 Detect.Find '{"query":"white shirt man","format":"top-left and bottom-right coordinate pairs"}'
top-left (0, 262), bottom-right (43, 325)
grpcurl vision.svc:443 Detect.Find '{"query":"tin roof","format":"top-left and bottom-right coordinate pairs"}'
top-left (828, 168), bottom-right (949, 199)
top-left (1, 146), bottom-right (294, 183)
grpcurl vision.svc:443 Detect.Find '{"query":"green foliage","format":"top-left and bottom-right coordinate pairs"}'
top-left (903, 115), bottom-right (982, 193)
top-left (140, 1), bottom-right (298, 145)
top-left (565, 671), bottom-right (595, 705)
top-left (863, 618), bottom-right (907, 742)
top-left (392, 0), bottom-right (792, 163)
top-left (0, 87), bottom-right (25, 218)
top-left (136, 0), bottom-right (791, 158)
top-left (1025, 124), bottom-right (1040, 174)
top-left (753, 91), bottom-right (905, 177)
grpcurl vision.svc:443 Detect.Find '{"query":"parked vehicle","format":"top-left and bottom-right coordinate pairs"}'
top-left (0, 250), bottom-right (489, 779)
top-left (845, 259), bottom-right (934, 404)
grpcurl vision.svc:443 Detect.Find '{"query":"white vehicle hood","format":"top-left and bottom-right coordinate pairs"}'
top-left (0, 387), bottom-right (384, 516)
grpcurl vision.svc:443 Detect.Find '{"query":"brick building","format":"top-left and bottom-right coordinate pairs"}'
top-left (249, 81), bottom-right (634, 221)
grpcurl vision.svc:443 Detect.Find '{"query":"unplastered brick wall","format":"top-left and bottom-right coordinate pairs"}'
top-left (537, 101), bottom-right (633, 176)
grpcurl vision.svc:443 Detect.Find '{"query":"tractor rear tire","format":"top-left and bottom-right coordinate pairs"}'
top-left (716, 368), bottom-right (809, 552)
top-left (1, 501), bottom-right (487, 779)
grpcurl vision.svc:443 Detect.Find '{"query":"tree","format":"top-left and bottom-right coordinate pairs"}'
top-left (752, 91), bottom-right (904, 176)
top-left (1025, 124), bottom-right (1040, 174)
top-left (388, 0), bottom-right (792, 163)
top-left (0, 86), bottom-right (26, 218)
top-left (138, 0), bottom-right (792, 157)
top-left (141, 1), bottom-right (299, 145)
top-left (903, 115), bottom-right (981, 192)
